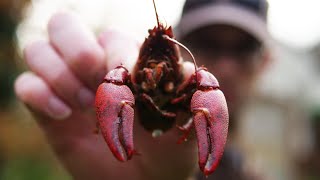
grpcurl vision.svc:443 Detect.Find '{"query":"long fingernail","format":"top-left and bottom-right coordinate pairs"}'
top-left (47, 97), bottom-right (72, 120)
top-left (78, 87), bottom-right (95, 108)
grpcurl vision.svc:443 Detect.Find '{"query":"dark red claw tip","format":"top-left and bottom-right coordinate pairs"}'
top-left (203, 154), bottom-right (219, 175)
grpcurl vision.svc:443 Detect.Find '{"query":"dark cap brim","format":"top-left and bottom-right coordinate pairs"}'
top-left (175, 4), bottom-right (272, 48)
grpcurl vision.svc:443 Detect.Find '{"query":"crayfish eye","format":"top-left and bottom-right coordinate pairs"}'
top-left (149, 62), bottom-right (157, 68)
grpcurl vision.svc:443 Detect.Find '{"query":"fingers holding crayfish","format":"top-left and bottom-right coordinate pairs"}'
top-left (191, 89), bottom-right (229, 175)
top-left (23, 41), bottom-right (95, 109)
top-left (95, 82), bottom-right (135, 161)
top-left (14, 72), bottom-right (72, 120)
top-left (48, 12), bottom-right (105, 89)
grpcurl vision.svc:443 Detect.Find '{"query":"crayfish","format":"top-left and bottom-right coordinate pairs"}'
top-left (95, 0), bottom-right (229, 176)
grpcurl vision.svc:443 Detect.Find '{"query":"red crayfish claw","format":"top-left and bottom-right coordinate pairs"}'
top-left (95, 66), bottom-right (136, 161)
top-left (177, 68), bottom-right (229, 175)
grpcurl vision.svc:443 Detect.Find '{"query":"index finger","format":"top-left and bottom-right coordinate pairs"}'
top-left (48, 12), bottom-right (105, 90)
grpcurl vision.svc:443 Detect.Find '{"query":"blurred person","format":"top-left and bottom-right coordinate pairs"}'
top-left (13, 0), bottom-right (272, 180)
top-left (175, 0), bottom-right (271, 179)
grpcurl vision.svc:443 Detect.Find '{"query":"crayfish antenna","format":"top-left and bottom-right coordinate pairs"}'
top-left (162, 35), bottom-right (198, 73)
top-left (152, 0), bottom-right (161, 27)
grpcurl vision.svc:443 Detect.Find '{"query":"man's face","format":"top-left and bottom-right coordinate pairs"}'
top-left (181, 25), bottom-right (266, 114)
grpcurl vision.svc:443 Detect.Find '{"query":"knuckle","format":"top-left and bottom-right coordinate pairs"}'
top-left (50, 66), bottom-right (69, 87)
top-left (23, 40), bottom-right (48, 62)
top-left (71, 46), bottom-right (101, 70)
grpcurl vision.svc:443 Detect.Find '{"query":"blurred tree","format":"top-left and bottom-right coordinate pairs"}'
top-left (0, 0), bottom-right (30, 109)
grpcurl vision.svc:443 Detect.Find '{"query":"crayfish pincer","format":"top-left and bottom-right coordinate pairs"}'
top-left (95, 0), bottom-right (229, 176)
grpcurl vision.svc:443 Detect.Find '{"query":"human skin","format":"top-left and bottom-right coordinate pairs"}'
top-left (180, 25), bottom-right (270, 120)
top-left (14, 12), bottom-right (198, 180)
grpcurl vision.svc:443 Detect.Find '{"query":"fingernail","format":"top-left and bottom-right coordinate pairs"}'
top-left (78, 88), bottom-right (95, 108)
top-left (47, 97), bottom-right (72, 120)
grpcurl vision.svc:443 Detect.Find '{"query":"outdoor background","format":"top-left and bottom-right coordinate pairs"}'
top-left (0, 0), bottom-right (320, 179)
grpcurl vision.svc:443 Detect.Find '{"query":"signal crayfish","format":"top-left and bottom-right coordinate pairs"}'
top-left (95, 0), bottom-right (229, 176)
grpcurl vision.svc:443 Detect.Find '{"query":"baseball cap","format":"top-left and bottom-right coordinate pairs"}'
top-left (175, 0), bottom-right (272, 48)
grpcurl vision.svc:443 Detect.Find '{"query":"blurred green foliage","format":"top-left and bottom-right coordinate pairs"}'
top-left (1, 157), bottom-right (71, 180)
top-left (0, 12), bottom-right (20, 109)
top-left (0, 64), bottom-right (17, 108)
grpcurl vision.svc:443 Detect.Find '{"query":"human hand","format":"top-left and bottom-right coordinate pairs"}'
top-left (15, 12), bottom-right (197, 180)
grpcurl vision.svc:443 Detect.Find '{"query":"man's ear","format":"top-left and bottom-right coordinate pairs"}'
top-left (257, 49), bottom-right (273, 75)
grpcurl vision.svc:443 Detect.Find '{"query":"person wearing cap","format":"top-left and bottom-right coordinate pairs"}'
top-left (176, 0), bottom-right (271, 115)
top-left (14, 0), bottom-right (271, 179)
top-left (176, 0), bottom-right (271, 179)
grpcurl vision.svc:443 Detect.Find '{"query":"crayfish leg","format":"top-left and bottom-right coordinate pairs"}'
top-left (176, 118), bottom-right (193, 144)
